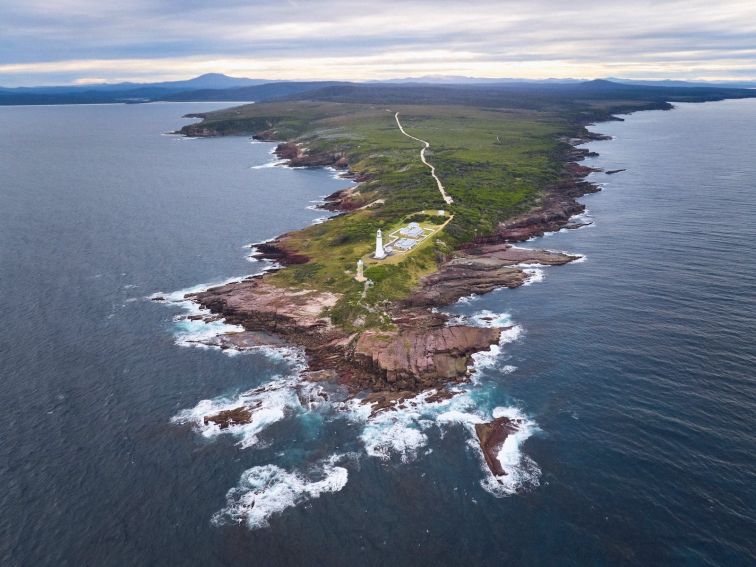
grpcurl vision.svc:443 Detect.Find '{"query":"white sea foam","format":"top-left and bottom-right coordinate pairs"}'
top-left (310, 216), bottom-right (329, 225)
top-left (152, 270), bottom-right (278, 352)
top-left (151, 274), bottom-right (251, 304)
top-left (455, 293), bottom-right (478, 305)
top-left (213, 456), bottom-right (349, 529)
top-left (521, 268), bottom-right (545, 286)
top-left (445, 310), bottom-right (522, 378)
top-left (475, 406), bottom-right (541, 497)
top-left (172, 371), bottom-right (305, 449)
top-left (448, 309), bottom-right (514, 328)
top-left (348, 379), bottom-right (539, 496)
top-left (468, 322), bottom-right (522, 381)
top-left (172, 306), bottom-right (245, 350)
top-left (569, 209), bottom-right (594, 227)
top-left (250, 159), bottom-right (287, 169)
top-left (347, 389), bottom-right (467, 463)
top-left (323, 166), bottom-right (350, 180)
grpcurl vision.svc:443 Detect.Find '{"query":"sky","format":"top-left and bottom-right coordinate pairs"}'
top-left (1, 0), bottom-right (755, 86)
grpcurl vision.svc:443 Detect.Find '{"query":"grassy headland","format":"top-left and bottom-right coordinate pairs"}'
top-left (184, 102), bottom-right (576, 329)
top-left (180, 82), bottom-right (756, 330)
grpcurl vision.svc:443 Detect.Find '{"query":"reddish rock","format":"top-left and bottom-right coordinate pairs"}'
top-left (176, 122), bottom-right (597, 397)
top-left (320, 187), bottom-right (365, 211)
top-left (191, 280), bottom-right (340, 337)
top-left (354, 326), bottom-right (502, 390)
top-left (407, 244), bottom-right (578, 307)
top-left (475, 417), bottom-right (518, 476)
top-left (252, 129), bottom-right (277, 141)
top-left (274, 142), bottom-right (300, 160)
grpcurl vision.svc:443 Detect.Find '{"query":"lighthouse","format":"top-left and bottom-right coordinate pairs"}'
top-left (375, 229), bottom-right (386, 259)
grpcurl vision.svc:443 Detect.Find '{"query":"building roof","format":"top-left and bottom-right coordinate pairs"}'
top-left (399, 224), bottom-right (425, 238)
top-left (394, 238), bottom-right (417, 250)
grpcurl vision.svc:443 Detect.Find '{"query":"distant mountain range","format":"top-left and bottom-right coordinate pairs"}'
top-left (371, 75), bottom-right (756, 89)
top-left (0, 73), bottom-right (754, 105)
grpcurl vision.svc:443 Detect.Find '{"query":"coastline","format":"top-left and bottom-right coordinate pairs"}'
top-left (5, 90), bottom-right (755, 562)
top-left (162, 99), bottom-right (756, 527)
top-left (159, 106), bottom-right (621, 482)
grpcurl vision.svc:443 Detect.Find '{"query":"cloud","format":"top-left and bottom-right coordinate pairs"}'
top-left (1, 0), bottom-right (755, 85)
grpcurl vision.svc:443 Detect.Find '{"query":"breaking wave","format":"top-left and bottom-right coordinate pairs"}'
top-left (250, 159), bottom-right (287, 169)
top-left (213, 455), bottom-right (349, 529)
top-left (151, 263), bottom-right (279, 353)
top-left (171, 367), bottom-right (307, 449)
top-left (521, 267), bottom-right (545, 286)
top-left (161, 241), bottom-right (550, 529)
top-left (474, 407), bottom-right (541, 497)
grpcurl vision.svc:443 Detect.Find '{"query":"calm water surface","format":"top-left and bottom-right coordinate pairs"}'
top-left (0, 100), bottom-right (754, 566)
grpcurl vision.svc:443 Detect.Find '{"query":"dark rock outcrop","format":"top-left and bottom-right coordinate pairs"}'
top-left (189, 275), bottom-right (508, 393)
top-left (203, 405), bottom-right (258, 429)
top-left (274, 142), bottom-right (348, 168)
top-left (475, 417), bottom-right (519, 476)
top-left (320, 187), bottom-right (365, 211)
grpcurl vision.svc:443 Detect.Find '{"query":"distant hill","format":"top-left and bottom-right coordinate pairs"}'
top-left (369, 75), bottom-right (582, 85)
top-left (1, 74), bottom-right (754, 106)
top-left (608, 77), bottom-right (756, 89)
top-left (161, 81), bottom-right (351, 102)
top-left (0, 73), bottom-right (276, 105)
top-left (271, 80), bottom-right (756, 120)
top-left (0, 73), bottom-right (270, 94)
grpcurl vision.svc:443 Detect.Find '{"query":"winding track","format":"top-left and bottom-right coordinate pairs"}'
top-left (394, 112), bottom-right (454, 205)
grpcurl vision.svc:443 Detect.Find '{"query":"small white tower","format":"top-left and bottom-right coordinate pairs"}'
top-left (355, 258), bottom-right (366, 282)
top-left (375, 229), bottom-right (386, 259)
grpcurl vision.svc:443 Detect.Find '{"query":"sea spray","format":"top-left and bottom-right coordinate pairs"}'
top-left (171, 363), bottom-right (307, 449)
top-left (152, 268), bottom-right (277, 353)
top-left (213, 455), bottom-right (350, 529)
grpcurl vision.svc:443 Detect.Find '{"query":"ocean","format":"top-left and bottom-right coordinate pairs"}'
top-left (1, 100), bottom-right (754, 566)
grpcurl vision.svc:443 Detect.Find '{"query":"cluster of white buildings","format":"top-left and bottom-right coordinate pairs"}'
top-left (376, 218), bottom-right (440, 259)
top-left (358, 211), bottom-right (446, 281)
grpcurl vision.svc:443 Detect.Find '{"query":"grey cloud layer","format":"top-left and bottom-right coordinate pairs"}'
top-left (1, 0), bottom-right (755, 84)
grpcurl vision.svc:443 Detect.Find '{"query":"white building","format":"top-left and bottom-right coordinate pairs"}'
top-left (355, 258), bottom-right (366, 282)
top-left (399, 222), bottom-right (424, 238)
top-left (375, 229), bottom-right (386, 259)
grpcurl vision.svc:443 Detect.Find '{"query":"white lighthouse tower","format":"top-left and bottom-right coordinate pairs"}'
top-left (375, 229), bottom-right (386, 259)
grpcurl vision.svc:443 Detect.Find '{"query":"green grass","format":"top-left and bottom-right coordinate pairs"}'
top-left (188, 101), bottom-right (575, 329)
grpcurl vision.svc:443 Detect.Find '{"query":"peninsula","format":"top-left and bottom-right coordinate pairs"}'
top-left (172, 81), bottom-right (756, 476)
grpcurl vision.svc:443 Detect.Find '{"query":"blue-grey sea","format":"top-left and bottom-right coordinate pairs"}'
top-left (1, 100), bottom-right (754, 566)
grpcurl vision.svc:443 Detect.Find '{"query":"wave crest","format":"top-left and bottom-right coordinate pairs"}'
top-left (213, 457), bottom-right (349, 529)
